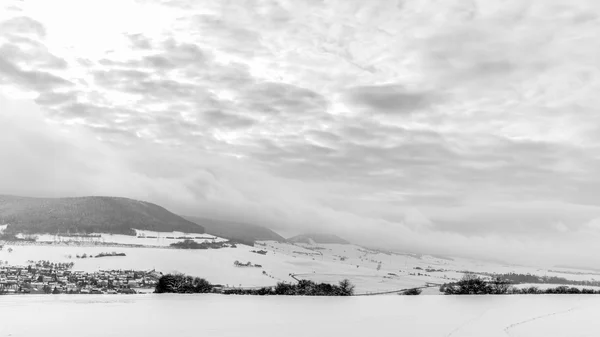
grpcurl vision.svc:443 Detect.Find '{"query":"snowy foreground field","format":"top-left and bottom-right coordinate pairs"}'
top-left (0, 294), bottom-right (597, 337)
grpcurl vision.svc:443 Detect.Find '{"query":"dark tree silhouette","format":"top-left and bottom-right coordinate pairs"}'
top-left (402, 288), bottom-right (422, 295)
top-left (338, 279), bottom-right (355, 296)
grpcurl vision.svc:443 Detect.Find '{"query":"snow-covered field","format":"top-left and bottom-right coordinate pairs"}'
top-left (0, 245), bottom-right (285, 287)
top-left (0, 294), bottom-right (597, 337)
top-left (0, 240), bottom-right (456, 293)
top-left (2, 234), bottom-right (600, 293)
top-left (32, 229), bottom-right (226, 247)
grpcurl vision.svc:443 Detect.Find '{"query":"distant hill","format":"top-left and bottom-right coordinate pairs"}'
top-left (184, 216), bottom-right (285, 245)
top-left (554, 265), bottom-right (600, 273)
top-left (0, 195), bottom-right (204, 235)
top-left (287, 233), bottom-right (350, 245)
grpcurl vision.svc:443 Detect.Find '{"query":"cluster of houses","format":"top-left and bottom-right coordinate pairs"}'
top-left (0, 260), bottom-right (161, 295)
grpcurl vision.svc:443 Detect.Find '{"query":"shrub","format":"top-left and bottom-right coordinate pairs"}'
top-left (155, 274), bottom-right (212, 294)
top-left (441, 274), bottom-right (510, 295)
top-left (489, 277), bottom-right (511, 294)
top-left (338, 279), bottom-right (355, 296)
top-left (170, 240), bottom-right (204, 249)
top-left (95, 252), bottom-right (126, 258)
top-left (274, 282), bottom-right (296, 295)
top-left (256, 287), bottom-right (275, 295)
top-left (193, 277), bottom-right (212, 293)
top-left (520, 286), bottom-right (541, 294)
top-left (402, 288), bottom-right (422, 295)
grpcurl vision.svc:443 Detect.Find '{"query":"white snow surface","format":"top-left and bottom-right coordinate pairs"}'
top-left (33, 229), bottom-right (226, 247)
top-left (0, 294), bottom-right (597, 337)
top-left (2, 239), bottom-right (600, 293)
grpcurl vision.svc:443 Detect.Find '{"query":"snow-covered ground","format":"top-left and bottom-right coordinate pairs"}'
top-left (2, 236), bottom-right (599, 293)
top-left (32, 229), bottom-right (226, 247)
top-left (0, 294), bottom-right (597, 337)
top-left (0, 245), bottom-right (284, 287)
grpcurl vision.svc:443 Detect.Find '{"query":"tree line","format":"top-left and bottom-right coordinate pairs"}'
top-left (154, 273), bottom-right (355, 296)
top-left (440, 274), bottom-right (600, 295)
top-left (489, 272), bottom-right (600, 287)
top-left (170, 239), bottom-right (230, 249)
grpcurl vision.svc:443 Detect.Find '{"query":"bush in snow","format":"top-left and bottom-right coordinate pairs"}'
top-left (401, 288), bottom-right (422, 295)
top-left (155, 274), bottom-right (213, 294)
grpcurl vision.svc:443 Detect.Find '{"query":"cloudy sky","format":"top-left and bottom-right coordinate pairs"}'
top-left (2, 0), bottom-right (600, 266)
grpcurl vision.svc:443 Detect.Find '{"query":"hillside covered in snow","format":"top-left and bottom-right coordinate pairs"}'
top-left (3, 229), bottom-right (598, 295)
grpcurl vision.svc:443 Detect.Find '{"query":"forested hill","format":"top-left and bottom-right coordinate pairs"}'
top-left (184, 216), bottom-right (285, 245)
top-left (0, 195), bottom-right (204, 235)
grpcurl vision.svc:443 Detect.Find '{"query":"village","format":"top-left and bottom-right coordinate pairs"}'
top-left (0, 259), bottom-right (160, 295)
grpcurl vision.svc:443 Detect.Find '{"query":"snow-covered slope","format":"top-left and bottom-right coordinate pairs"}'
top-left (32, 229), bottom-right (226, 247)
top-left (1, 237), bottom-right (599, 294)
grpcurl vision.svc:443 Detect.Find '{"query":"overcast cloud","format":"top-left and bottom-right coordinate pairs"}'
top-left (2, 0), bottom-right (600, 267)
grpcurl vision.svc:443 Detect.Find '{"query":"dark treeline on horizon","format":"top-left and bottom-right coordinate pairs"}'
top-left (441, 274), bottom-right (600, 295)
top-left (492, 272), bottom-right (600, 287)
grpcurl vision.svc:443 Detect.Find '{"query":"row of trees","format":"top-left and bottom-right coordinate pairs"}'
top-left (490, 272), bottom-right (600, 287)
top-left (95, 252), bottom-right (127, 258)
top-left (154, 274), bottom-right (355, 296)
top-left (26, 260), bottom-right (74, 270)
top-left (154, 274), bottom-right (213, 294)
top-left (233, 260), bottom-right (261, 268)
top-left (441, 274), bottom-right (600, 295)
top-left (264, 279), bottom-right (354, 296)
top-left (441, 274), bottom-right (511, 295)
top-left (170, 239), bottom-right (230, 249)
top-left (512, 286), bottom-right (600, 294)
top-left (222, 280), bottom-right (354, 296)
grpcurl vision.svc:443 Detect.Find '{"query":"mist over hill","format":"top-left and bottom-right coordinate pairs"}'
top-left (0, 195), bottom-right (204, 235)
top-left (184, 215), bottom-right (285, 245)
top-left (287, 233), bottom-right (350, 245)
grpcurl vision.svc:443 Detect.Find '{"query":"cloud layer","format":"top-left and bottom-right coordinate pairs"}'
top-left (2, 0), bottom-right (600, 266)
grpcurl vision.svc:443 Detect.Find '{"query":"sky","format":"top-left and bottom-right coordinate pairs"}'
top-left (2, 0), bottom-right (600, 267)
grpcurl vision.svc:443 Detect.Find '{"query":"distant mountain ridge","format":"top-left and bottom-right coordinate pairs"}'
top-left (184, 216), bottom-right (285, 245)
top-left (287, 233), bottom-right (350, 245)
top-left (0, 195), bottom-right (204, 235)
